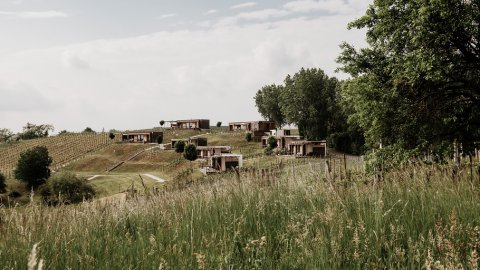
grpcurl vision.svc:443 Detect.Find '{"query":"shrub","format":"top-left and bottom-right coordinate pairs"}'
top-left (41, 172), bottom-right (95, 205)
top-left (159, 120), bottom-right (165, 127)
top-left (14, 146), bottom-right (52, 188)
top-left (264, 146), bottom-right (273, 156)
top-left (156, 134), bottom-right (163, 144)
top-left (216, 122), bottom-right (222, 127)
top-left (109, 132), bottom-right (115, 140)
top-left (175, 141), bottom-right (186, 153)
top-left (245, 133), bottom-right (252, 142)
top-left (0, 172), bottom-right (6, 193)
top-left (183, 144), bottom-right (198, 161)
top-left (83, 127), bottom-right (95, 133)
top-left (267, 136), bottom-right (277, 149)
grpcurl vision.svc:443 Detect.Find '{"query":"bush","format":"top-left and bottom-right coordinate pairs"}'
top-left (267, 136), bottom-right (277, 149)
top-left (109, 132), bottom-right (115, 140)
top-left (175, 141), bottom-right (186, 153)
top-left (183, 144), bottom-right (198, 161)
top-left (41, 172), bottom-right (95, 205)
top-left (0, 172), bottom-right (6, 194)
top-left (216, 122), bottom-right (222, 127)
top-left (14, 146), bottom-right (52, 188)
top-left (364, 144), bottom-right (420, 174)
top-left (264, 146), bottom-right (273, 156)
top-left (83, 127), bottom-right (95, 133)
top-left (156, 134), bottom-right (163, 144)
top-left (245, 133), bottom-right (252, 142)
top-left (327, 131), bottom-right (365, 155)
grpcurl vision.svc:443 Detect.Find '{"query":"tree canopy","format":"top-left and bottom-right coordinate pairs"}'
top-left (14, 146), bottom-right (52, 188)
top-left (338, 0), bottom-right (480, 153)
top-left (255, 68), bottom-right (346, 141)
top-left (254, 84), bottom-right (285, 127)
top-left (18, 123), bottom-right (54, 140)
top-left (183, 144), bottom-right (198, 161)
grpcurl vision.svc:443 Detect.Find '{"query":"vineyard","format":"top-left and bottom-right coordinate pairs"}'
top-left (0, 133), bottom-right (120, 177)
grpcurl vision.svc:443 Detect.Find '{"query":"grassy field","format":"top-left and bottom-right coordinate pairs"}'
top-left (1, 161), bottom-right (480, 269)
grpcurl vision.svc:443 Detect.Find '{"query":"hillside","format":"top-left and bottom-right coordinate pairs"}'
top-left (0, 133), bottom-right (119, 177)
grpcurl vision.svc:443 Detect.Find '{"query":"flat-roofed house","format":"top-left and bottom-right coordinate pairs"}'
top-left (171, 137), bottom-right (208, 148)
top-left (122, 132), bottom-right (163, 143)
top-left (229, 121), bottom-right (276, 132)
top-left (196, 146), bottom-right (231, 158)
top-left (203, 154), bottom-right (243, 173)
top-left (287, 140), bottom-right (327, 157)
top-left (261, 129), bottom-right (303, 149)
top-left (170, 119), bottom-right (210, 130)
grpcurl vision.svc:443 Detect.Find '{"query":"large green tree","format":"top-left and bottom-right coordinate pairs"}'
top-left (254, 84), bottom-right (285, 127)
top-left (338, 0), bottom-right (480, 153)
top-left (280, 68), bottom-right (341, 140)
top-left (14, 146), bottom-right (53, 188)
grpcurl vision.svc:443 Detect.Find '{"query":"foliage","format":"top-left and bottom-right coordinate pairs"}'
top-left (156, 134), bottom-right (163, 144)
top-left (175, 141), bottom-right (186, 153)
top-left (18, 123), bottom-right (54, 140)
top-left (327, 128), bottom-right (365, 155)
top-left (364, 144), bottom-right (420, 174)
top-left (159, 120), bottom-right (165, 127)
top-left (109, 132), bottom-right (115, 140)
top-left (14, 146), bottom-right (52, 188)
top-left (245, 132), bottom-right (252, 142)
top-left (83, 127), bottom-right (95, 133)
top-left (0, 128), bottom-right (14, 143)
top-left (216, 122), bottom-right (222, 127)
top-left (254, 68), bottom-right (357, 147)
top-left (267, 136), bottom-right (277, 149)
top-left (337, 0), bottom-right (480, 154)
top-left (58, 130), bottom-right (69, 135)
top-left (254, 84), bottom-right (285, 127)
top-left (183, 144), bottom-right (198, 161)
top-left (264, 146), bottom-right (273, 156)
top-left (280, 68), bottom-right (342, 140)
top-left (40, 171), bottom-right (95, 204)
top-left (0, 172), bottom-right (6, 193)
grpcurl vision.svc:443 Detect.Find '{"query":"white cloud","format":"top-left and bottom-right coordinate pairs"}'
top-left (160, 13), bottom-right (177, 19)
top-left (0, 10), bottom-right (68, 19)
top-left (203, 9), bottom-right (217, 15)
top-left (231, 2), bottom-right (257, 9)
top-left (215, 9), bottom-right (290, 27)
top-left (0, 11), bottom-right (367, 132)
top-left (284, 0), bottom-right (357, 15)
top-left (62, 51), bottom-right (91, 70)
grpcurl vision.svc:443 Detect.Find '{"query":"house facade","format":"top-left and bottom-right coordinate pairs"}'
top-left (170, 119), bottom-right (210, 129)
top-left (204, 154), bottom-right (243, 173)
top-left (228, 121), bottom-right (276, 132)
top-left (196, 146), bottom-right (231, 158)
top-left (287, 140), bottom-right (327, 157)
top-left (122, 132), bottom-right (163, 143)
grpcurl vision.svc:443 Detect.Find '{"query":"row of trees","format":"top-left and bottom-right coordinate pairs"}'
top-left (255, 68), bottom-right (365, 154)
top-left (338, 0), bottom-right (480, 161)
top-left (256, 0), bottom-right (480, 160)
top-left (0, 124), bottom-right (103, 144)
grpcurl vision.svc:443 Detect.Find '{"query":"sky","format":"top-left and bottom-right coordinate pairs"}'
top-left (0, 0), bottom-right (371, 133)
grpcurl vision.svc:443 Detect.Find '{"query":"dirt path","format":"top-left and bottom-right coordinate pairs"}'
top-left (87, 175), bottom-right (103, 181)
top-left (142, 173), bottom-right (166, 183)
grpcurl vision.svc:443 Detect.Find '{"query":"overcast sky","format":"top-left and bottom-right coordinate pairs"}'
top-left (0, 0), bottom-right (370, 133)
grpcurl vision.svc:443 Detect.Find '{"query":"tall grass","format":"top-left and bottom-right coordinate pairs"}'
top-left (1, 162), bottom-right (480, 269)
